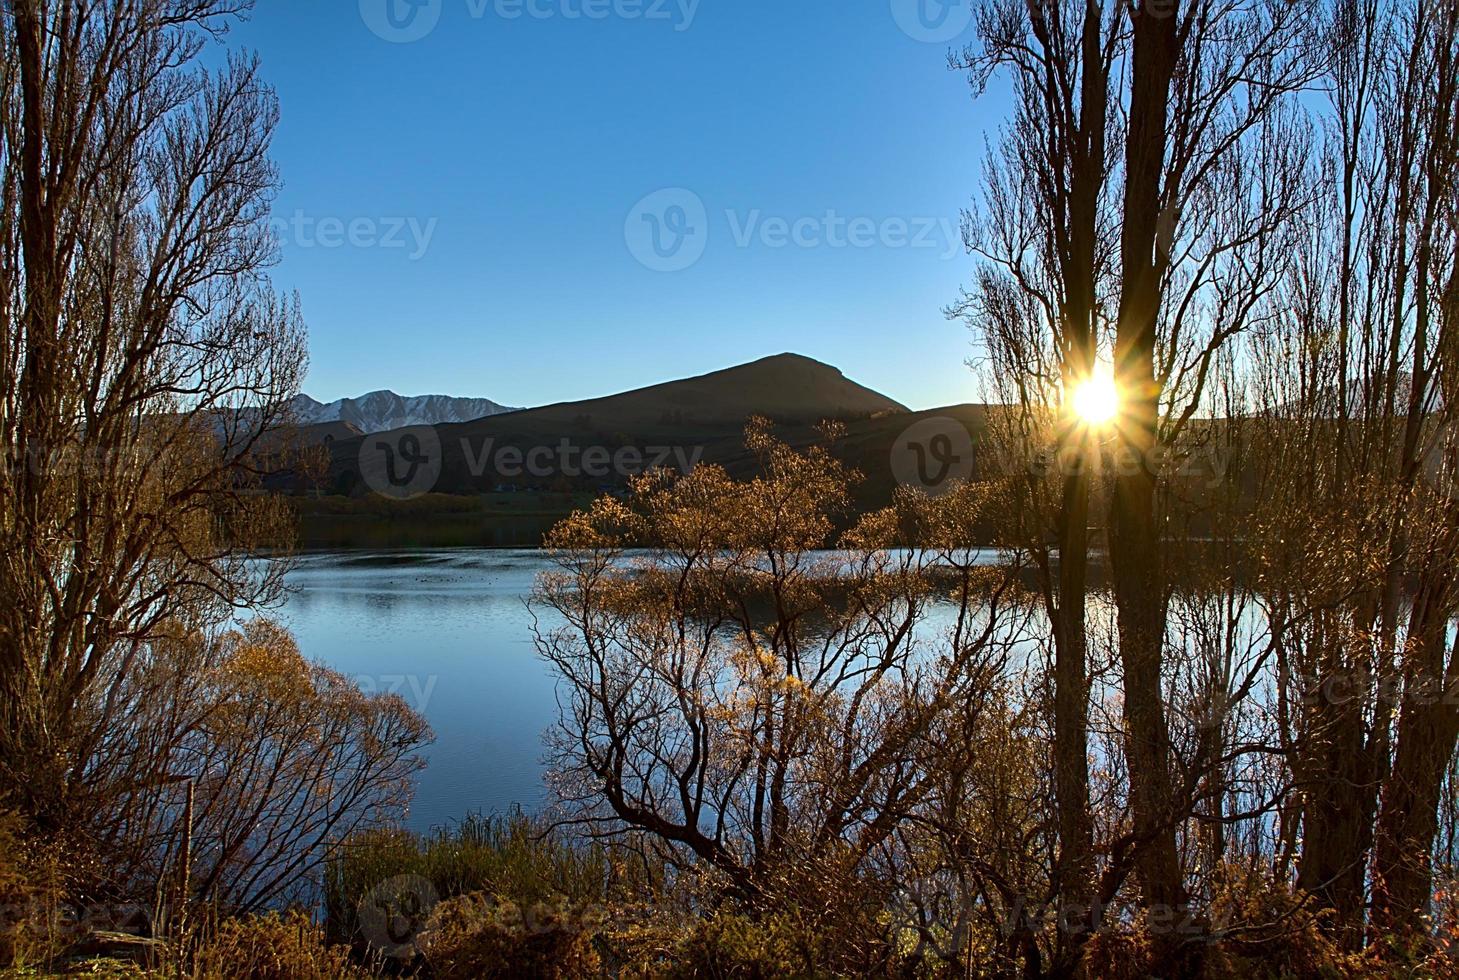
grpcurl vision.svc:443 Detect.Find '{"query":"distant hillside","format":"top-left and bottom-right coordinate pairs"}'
top-left (715, 404), bottom-right (990, 512)
top-left (295, 420), bottom-right (364, 445)
top-left (288, 405), bottom-right (992, 549)
top-left (289, 390), bottom-right (519, 433)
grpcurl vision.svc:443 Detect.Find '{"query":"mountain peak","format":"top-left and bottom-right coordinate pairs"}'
top-left (492, 352), bottom-right (906, 430)
top-left (738, 351), bottom-right (841, 373)
top-left (736, 352), bottom-right (847, 375)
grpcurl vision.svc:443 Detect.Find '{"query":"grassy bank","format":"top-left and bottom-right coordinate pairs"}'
top-left (6, 808), bottom-right (1458, 978)
top-left (289, 494), bottom-right (597, 550)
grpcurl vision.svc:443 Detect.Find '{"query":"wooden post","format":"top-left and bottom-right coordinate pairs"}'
top-left (176, 779), bottom-right (194, 934)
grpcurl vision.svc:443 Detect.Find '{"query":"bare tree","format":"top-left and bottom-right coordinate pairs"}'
top-left (0, 0), bottom-right (307, 840)
top-left (1250, 0), bottom-right (1459, 938)
top-left (952, 3), bottom-right (1116, 963)
top-left (533, 422), bottom-right (1027, 958)
top-left (90, 620), bottom-right (430, 914)
top-left (957, 0), bottom-right (1314, 968)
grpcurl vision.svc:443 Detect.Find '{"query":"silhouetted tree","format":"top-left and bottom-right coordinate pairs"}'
top-left (0, 0), bottom-right (307, 840)
top-left (956, 0), bottom-right (1314, 967)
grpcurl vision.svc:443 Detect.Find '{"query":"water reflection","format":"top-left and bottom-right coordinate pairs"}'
top-left (276, 549), bottom-right (556, 831)
top-left (274, 548), bottom-right (1011, 832)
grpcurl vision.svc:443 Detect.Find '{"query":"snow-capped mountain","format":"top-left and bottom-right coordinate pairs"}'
top-left (288, 390), bottom-right (520, 433)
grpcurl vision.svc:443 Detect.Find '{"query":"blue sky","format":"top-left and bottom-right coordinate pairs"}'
top-left (223, 0), bottom-right (998, 410)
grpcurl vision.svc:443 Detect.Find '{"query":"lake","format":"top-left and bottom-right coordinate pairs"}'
top-left (277, 547), bottom-right (1003, 834)
top-left (277, 549), bottom-right (557, 832)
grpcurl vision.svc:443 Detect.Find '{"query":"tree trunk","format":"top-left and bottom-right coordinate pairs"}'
top-left (1053, 463), bottom-right (1096, 947)
top-left (1110, 0), bottom-right (1186, 951)
top-left (1372, 570), bottom-right (1459, 935)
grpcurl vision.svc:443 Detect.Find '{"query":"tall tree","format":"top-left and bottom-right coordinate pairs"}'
top-left (1362, 0), bottom-right (1459, 934)
top-left (954, 1), bottom-right (1116, 965)
top-left (1243, 0), bottom-right (1459, 941)
top-left (960, 0), bottom-right (1314, 964)
top-left (0, 0), bottom-right (306, 835)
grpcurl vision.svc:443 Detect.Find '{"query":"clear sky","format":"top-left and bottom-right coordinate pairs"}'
top-left (223, 0), bottom-right (999, 410)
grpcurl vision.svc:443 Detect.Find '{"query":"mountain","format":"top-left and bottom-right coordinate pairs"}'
top-left (313, 353), bottom-right (917, 498)
top-left (471, 352), bottom-right (907, 432)
top-left (289, 390), bottom-right (519, 433)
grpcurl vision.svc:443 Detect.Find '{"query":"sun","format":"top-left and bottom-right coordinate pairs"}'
top-left (1071, 376), bottom-right (1120, 426)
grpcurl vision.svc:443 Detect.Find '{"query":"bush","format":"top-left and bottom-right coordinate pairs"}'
top-left (0, 961), bottom-right (149, 979)
top-left (666, 911), bottom-right (824, 979)
top-left (0, 812), bottom-right (108, 972)
top-left (324, 811), bottom-right (632, 961)
top-left (594, 905), bottom-right (905, 980)
top-left (1199, 868), bottom-right (1364, 979)
top-left (0, 813), bottom-right (33, 967)
top-left (417, 893), bottom-right (602, 979)
top-left (190, 911), bottom-right (365, 980)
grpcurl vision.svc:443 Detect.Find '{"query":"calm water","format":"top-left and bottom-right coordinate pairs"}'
top-left (277, 548), bottom-right (998, 833)
top-left (277, 549), bottom-right (558, 832)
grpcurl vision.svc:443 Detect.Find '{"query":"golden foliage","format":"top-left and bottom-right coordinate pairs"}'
top-left (190, 911), bottom-right (365, 980)
top-left (418, 893), bottom-right (602, 980)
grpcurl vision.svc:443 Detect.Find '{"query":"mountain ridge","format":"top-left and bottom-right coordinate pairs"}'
top-left (289, 390), bottom-right (520, 433)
